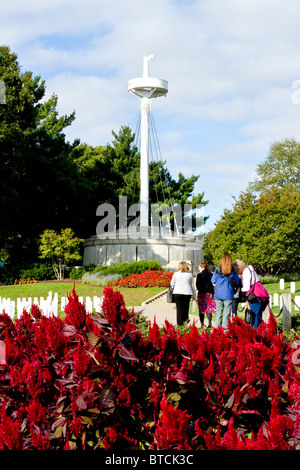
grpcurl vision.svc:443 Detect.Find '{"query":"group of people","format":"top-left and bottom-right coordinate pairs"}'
top-left (169, 253), bottom-right (269, 329)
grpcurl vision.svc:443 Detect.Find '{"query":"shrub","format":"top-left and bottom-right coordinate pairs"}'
top-left (81, 272), bottom-right (122, 286)
top-left (0, 263), bottom-right (55, 285)
top-left (0, 286), bottom-right (299, 450)
top-left (69, 268), bottom-right (86, 279)
top-left (93, 260), bottom-right (163, 279)
top-left (19, 263), bottom-right (55, 281)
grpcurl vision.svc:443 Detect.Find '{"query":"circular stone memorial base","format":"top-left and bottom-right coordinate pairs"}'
top-left (83, 228), bottom-right (203, 272)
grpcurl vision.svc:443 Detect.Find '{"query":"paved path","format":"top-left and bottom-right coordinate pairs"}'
top-left (132, 290), bottom-right (214, 328)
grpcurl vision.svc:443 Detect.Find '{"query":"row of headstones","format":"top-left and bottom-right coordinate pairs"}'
top-left (279, 279), bottom-right (296, 292)
top-left (270, 293), bottom-right (300, 310)
top-left (0, 292), bottom-right (103, 320)
top-left (270, 279), bottom-right (299, 310)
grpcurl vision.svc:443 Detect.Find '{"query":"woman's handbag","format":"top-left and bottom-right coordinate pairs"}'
top-left (247, 287), bottom-right (256, 302)
top-left (239, 290), bottom-right (247, 303)
top-left (245, 305), bottom-right (253, 325)
top-left (166, 286), bottom-right (175, 303)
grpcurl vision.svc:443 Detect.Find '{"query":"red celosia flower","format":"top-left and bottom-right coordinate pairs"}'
top-left (69, 400), bottom-right (83, 438)
top-left (29, 424), bottom-right (50, 450)
top-left (21, 359), bottom-right (53, 400)
top-left (4, 331), bottom-right (21, 365)
top-left (0, 405), bottom-right (23, 450)
top-left (73, 340), bottom-right (92, 377)
top-left (45, 316), bottom-right (68, 356)
top-left (64, 285), bottom-right (87, 331)
top-left (31, 304), bottom-right (41, 320)
top-left (119, 387), bottom-right (131, 407)
top-left (102, 426), bottom-right (119, 449)
top-left (181, 324), bottom-right (207, 364)
top-left (101, 286), bottom-right (130, 328)
top-left (149, 381), bottom-right (161, 409)
top-left (148, 320), bottom-right (162, 349)
top-left (153, 398), bottom-right (192, 449)
top-left (27, 400), bottom-right (47, 426)
top-left (0, 312), bottom-right (16, 339)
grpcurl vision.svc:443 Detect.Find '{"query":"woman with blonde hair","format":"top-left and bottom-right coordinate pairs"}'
top-left (170, 261), bottom-right (196, 326)
top-left (233, 259), bottom-right (269, 328)
top-left (211, 253), bottom-right (239, 330)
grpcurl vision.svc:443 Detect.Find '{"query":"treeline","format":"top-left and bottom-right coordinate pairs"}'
top-left (0, 46), bottom-right (206, 264)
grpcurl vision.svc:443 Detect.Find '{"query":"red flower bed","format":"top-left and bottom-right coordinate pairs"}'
top-left (0, 285), bottom-right (299, 450)
top-left (115, 270), bottom-right (173, 288)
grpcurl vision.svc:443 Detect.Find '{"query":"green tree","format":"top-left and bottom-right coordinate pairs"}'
top-left (71, 126), bottom-right (209, 232)
top-left (0, 45), bottom-right (87, 262)
top-left (206, 137), bottom-right (300, 273)
top-left (39, 228), bottom-right (84, 280)
top-left (249, 137), bottom-right (300, 192)
top-left (205, 188), bottom-right (300, 274)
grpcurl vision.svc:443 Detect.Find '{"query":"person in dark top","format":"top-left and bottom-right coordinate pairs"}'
top-left (196, 262), bottom-right (216, 328)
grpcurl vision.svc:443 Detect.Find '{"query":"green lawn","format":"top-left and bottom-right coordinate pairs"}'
top-left (0, 282), bottom-right (166, 309)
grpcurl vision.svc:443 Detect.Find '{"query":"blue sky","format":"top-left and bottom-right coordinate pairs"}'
top-left (1, 0), bottom-right (300, 233)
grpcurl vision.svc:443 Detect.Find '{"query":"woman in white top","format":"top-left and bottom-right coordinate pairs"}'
top-left (170, 261), bottom-right (196, 326)
top-left (233, 260), bottom-right (268, 328)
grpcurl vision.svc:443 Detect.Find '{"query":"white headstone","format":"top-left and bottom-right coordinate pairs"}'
top-left (291, 282), bottom-right (296, 293)
top-left (295, 296), bottom-right (300, 311)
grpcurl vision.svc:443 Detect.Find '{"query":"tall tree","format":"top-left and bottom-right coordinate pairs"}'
top-left (0, 46), bottom-right (83, 262)
top-left (206, 137), bottom-right (300, 273)
top-left (205, 188), bottom-right (300, 274)
top-left (70, 126), bottom-right (209, 233)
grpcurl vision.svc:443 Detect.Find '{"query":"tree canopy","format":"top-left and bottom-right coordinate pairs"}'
top-left (70, 125), bottom-right (208, 233)
top-left (39, 228), bottom-right (84, 280)
top-left (249, 137), bottom-right (300, 193)
top-left (0, 46), bottom-right (86, 262)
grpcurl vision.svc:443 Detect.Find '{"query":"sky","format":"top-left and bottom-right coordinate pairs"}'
top-left (1, 0), bottom-right (300, 233)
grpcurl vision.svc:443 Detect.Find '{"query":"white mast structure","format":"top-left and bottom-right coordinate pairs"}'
top-left (128, 55), bottom-right (168, 228)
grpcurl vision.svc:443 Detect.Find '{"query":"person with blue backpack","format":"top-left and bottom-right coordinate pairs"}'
top-left (211, 253), bottom-right (240, 330)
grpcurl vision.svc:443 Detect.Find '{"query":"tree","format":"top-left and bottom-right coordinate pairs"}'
top-left (0, 46), bottom-right (96, 264)
top-left (205, 137), bottom-right (300, 274)
top-left (205, 188), bottom-right (300, 274)
top-left (70, 126), bottom-right (209, 232)
top-left (249, 137), bottom-right (300, 192)
top-left (39, 228), bottom-right (84, 279)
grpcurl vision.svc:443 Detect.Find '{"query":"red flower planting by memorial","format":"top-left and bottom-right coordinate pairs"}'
top-left (114, 270), bottom-right (173, 288)
top-left (0, 285), bottom-right (299, 450)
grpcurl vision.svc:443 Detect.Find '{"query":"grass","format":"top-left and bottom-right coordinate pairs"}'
top-left (0, 282), bottom-right (166, 309)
